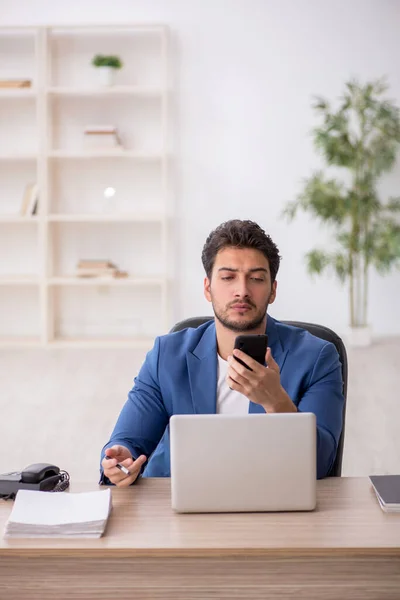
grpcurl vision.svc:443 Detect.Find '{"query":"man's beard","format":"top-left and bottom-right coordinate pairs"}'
top-left (212, 298), bottom-right (270, 333)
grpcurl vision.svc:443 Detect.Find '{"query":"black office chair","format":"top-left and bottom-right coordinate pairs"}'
top-left (170, 317), bottom-right (347, 477)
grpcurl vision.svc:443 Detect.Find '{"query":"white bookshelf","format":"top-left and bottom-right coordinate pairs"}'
top-left (0, 25), bottom-right (171, 347)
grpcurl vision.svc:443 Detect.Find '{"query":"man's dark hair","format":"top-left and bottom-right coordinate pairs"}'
top-left (201, 219), bottom-right (281, 282)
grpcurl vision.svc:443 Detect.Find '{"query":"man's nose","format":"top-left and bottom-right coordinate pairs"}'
top-left (234, 278), bottom-right (250, 297)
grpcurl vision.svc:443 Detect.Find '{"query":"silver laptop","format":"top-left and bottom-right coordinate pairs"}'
top-left (170, 413), bottom-right (317, 513)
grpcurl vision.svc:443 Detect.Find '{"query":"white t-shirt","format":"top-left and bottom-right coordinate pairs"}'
top-left (216, 354), bottom-right (250, 414)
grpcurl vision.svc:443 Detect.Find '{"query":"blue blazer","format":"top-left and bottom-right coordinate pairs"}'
top-left (101, 317), bottom-right (344, 479)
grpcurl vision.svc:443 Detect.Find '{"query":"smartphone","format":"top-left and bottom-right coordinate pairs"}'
top-left (234, 334), bottom-right (268, 370)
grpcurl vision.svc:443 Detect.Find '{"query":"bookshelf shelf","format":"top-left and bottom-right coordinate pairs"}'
top-left (48, 276), bottom-right (165, 286)
top-left (47, 213), bottom-right (163, 223)
top-left (47, 86), bottom-right (162, 97)
top-left (48, 337), bottom-right (154, 349)
top-left (49, 25), bottom-right (165, 37)
top-left (0, 216), bottom-right (39, 223)
top-left (0, 276), bottom-right (40, 285)
top-left (0, 24), bottom-right (171, 347)
top-left (0, 89), bottom-right (36, 98)
top-left (48, 150), bottom-right (162, 160)
top-left (0, 337), bottom-right (42, 348)
top-left (0, 155), bottom-right (37, 161)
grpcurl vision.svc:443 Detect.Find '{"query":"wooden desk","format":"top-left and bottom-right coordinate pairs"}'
top-left (0, 478), bottom-right (399, 599)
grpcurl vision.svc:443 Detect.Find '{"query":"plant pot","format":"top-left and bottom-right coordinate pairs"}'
top-left (345, 325), bottom-right (372, 347)
top-left (96, 66), bottom-right (116, 87)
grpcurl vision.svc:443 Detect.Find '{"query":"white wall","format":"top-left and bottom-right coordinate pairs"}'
top-left (2, 0), bottom-right (400, 335)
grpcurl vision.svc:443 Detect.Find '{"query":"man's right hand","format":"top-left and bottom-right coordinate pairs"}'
top-left (101, 445), bottom-right (147, 487)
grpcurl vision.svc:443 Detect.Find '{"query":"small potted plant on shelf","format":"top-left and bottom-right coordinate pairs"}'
top-left (91, 54), bottom-right (123, 86)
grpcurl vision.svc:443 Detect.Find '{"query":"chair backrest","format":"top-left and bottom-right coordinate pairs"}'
top-left (170, 317), bottom-right (347, 477)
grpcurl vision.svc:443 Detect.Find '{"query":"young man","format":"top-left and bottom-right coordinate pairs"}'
top-left (101, 220), bottom-right (344, 483)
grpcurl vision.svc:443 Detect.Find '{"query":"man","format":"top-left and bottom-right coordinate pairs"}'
top-left (101, 219), bottom-right (344, 484)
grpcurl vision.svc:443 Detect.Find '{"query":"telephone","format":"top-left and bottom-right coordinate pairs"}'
top-left (0, 463), bottom-right (70, 499)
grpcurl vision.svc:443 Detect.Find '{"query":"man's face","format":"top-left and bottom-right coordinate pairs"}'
top-left (204, 246), bottom-right (277, 332)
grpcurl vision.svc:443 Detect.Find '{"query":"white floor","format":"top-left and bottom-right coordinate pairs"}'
top-left (0, 338), bottom-right (399, 482)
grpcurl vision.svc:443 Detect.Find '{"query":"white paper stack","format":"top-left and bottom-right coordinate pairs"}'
top-left (4, 488), bottom-right (112, 538)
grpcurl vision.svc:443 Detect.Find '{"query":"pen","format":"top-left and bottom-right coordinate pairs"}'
top-left (105, 456), bottom-right (130, 476)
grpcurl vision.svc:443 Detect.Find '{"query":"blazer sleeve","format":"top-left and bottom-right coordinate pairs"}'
top-left (99, 337), bottom-right (169, 482)
top-left (297, 342), bottom-right (344, 479)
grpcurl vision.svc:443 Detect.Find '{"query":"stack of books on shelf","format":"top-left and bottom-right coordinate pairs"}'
top-left (0, 79), bottom-right (32, 89)
top-left (20, 183), bottom-right (39, 216)
top-left (76, 259), bottom-right (128, 279)
top-left (83, 125), bottom-right (123, 151)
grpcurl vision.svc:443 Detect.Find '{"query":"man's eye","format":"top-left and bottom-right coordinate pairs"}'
top-left (221, 276), bottom-right (234, 281)
top-left (251, 277), bottom-right (264, 282)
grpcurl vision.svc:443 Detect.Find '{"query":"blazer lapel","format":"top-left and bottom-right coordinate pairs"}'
top-left (187, 322), bottom-right (218, 415)
top-left (266, 315), bottom-right (289, 371)
top-left (248, 315), bottom-right (289, 414)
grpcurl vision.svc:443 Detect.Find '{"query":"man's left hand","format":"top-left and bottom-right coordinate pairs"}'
top-left (226, 347), bottom-right (297, 413)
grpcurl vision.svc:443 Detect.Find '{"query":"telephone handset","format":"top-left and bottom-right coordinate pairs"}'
top-left (0, 462), bottom-right (70, 499)
top-left (21, 463), bottom-right (60, 484)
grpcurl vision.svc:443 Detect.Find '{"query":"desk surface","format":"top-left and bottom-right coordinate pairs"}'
top-left (0, 477), bottom-right (399, 558)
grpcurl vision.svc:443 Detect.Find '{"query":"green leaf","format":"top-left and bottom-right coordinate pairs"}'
top-left (281, 201), bottom-right (298, 221)
top-left (386, 197), bottom-right (400, 212)
top-left (314, 126), bottom-right (356, 167)
top-left (332, 252), bottom-right (350, 282)
top-left (295, 173), bottom-right (348, 224)
top-left (364, 219), bottom-right (400, 272)
top-left (313, 96), bottom-right (329, 112)
top-left (305, 249), bottom-right (349, 283)
top-left (305, 250), bottom-right (331, 276)
top-left (91, 54), bottom-right (123, 69)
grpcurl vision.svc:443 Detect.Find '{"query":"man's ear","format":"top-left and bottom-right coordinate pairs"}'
top-left (204, 277), bottom-right (212, 303)
top-left (268, 280), bottom-right (277, 305)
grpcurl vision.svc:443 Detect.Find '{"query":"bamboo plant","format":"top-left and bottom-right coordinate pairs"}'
top-left (284, 79), bottom-right (400, 328)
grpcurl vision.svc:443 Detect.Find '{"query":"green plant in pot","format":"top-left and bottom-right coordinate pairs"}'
top-left (283, 78), bottom-right (400, 346)
top-left (91, 54), bottom-right (123, 86)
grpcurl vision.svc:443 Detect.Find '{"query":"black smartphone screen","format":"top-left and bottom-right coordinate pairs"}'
top-left (233, 334), bottom-right (268, 370)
